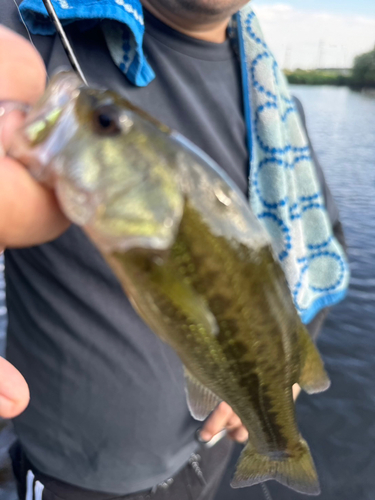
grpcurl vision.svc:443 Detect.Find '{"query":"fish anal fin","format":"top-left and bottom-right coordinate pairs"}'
top-left (184, 368), bottom-right (221, 421)
top-left (298, 326), bottom-right (331, 394)
top-left (231, 439), bottom-right (320, 496)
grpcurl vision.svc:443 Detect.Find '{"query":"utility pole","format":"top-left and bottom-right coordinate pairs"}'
top-left (283, 45), bottom-right (292, 70)
top-left (317, 39), bottom-right (325, 69)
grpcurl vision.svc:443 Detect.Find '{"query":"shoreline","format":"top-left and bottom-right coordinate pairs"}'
top-left (284, 70), bottom-right (375, 90)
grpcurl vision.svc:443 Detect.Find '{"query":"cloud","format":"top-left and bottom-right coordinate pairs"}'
top-left (253, 3), bottom-right (375, 69)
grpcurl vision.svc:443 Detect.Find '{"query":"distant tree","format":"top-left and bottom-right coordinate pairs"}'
top-left (284, 69), bottom-right (350, 86)
top-left (352, 47), bottom-right (375, 87)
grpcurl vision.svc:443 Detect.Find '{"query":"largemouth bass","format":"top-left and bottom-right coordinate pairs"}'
top-left (10, 72), bottom-right (330, 495)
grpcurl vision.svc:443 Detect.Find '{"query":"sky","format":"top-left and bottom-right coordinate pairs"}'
top-left (253, 0), bottom-right (375, 69)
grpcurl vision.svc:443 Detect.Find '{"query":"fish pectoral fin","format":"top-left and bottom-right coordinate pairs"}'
top-left (150, 264), bottom-right (219, 337)
top-left (184, 368), bottom-right (221, 421)
top-left (231, 439), bottom-right (320, 496)
top-left (298, 325), bottom-right (331, 394)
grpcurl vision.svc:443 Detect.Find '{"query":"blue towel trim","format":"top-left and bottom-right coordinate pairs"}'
top-left (235, 12), bottom-right (255, 182)
top-left (300, 289), bottom-right (348, 325)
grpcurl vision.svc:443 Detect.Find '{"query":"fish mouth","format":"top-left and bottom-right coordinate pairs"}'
top-left (24, 71), bottom-right (83, 131)
top-left (9, 72), bottom-right (83, 184)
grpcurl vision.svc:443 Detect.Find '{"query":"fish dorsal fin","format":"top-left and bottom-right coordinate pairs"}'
top-left (297, 326), bottom-right (331, 394)
top-left (184, 368), bottom-right (221, 421)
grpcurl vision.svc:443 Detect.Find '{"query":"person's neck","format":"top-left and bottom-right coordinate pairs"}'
top-left (141, 1), bottom-right (230, 43)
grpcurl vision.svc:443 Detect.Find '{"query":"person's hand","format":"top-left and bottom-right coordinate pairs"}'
top-left (200, 384), bottom-right (302, 444)
top-left (293, 383), bottom-right (301, 400)
top-left (0, 25), bottom-right (70, 249)
top-left (200, 402), bottom-right (248, 443)
top-left (0, 357), bottom-right (29, 418)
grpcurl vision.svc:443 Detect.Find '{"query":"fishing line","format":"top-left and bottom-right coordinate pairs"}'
top-left (12, 0), bottom-right (38, 52)
top-left (12, 0), bottom-right (50, 82)
top-left (261, 483), bottom-right (274, 500)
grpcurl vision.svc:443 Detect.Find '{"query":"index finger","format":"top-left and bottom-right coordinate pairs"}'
top-left (200, 402), bottom-right (233, 442)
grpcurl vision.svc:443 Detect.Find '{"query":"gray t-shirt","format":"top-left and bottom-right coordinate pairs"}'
top-left (2, 5), bottom-right (343, 495)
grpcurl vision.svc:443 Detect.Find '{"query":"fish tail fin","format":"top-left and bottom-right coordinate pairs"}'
top-left (231, 439), bottom-right (320, 496)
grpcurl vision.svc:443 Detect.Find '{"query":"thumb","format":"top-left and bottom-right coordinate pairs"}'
top-left (0, 357), bottom-right (29, 418)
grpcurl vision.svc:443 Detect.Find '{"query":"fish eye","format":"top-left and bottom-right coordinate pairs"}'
top-left (92, 105), bottom-right (121, 136)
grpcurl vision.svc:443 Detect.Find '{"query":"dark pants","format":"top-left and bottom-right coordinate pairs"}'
top-left (10, 438), bottom-right (233, 500)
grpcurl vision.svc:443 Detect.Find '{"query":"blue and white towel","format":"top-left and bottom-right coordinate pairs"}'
top-left (19, 0), bottom-right (350, 324)
top-left (234, 5), bottom-right (349, 322)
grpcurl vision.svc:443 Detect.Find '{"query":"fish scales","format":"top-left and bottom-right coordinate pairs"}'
top-left (106, 201), bottom-right (306, 457)
top-left (9, 72), bottom-right (331, 495)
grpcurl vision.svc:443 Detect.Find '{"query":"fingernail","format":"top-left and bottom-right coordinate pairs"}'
top-left (0, 395), bottom-right (16, 418)
top-left (199, 431), bottom-right (211, 442)
top-left (195, 428), bottom-right (210, 443)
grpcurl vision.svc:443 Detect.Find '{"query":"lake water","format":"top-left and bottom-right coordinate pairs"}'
top-left (1, 86), bottom-right (375, 499)
top-left (216, 86), bottom-right (375, 500)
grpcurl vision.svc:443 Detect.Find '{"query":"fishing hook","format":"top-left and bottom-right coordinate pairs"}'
top-left (41, 0), bottom-right (88, 85)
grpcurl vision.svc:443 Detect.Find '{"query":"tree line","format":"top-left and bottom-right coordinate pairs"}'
top-left (284, 47), bottom-right (375, 88)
